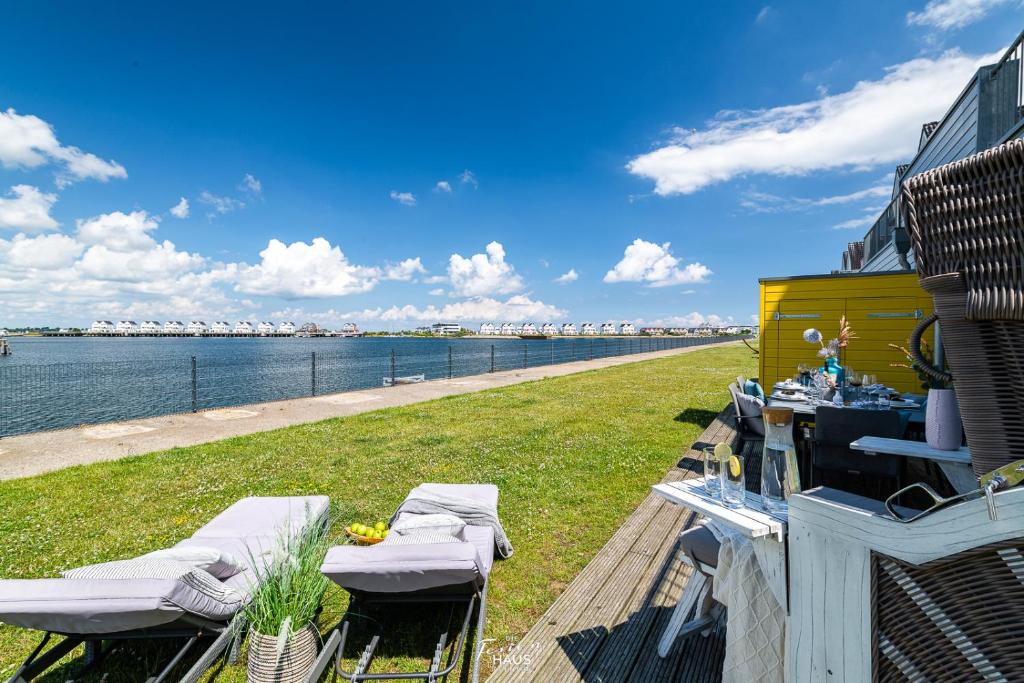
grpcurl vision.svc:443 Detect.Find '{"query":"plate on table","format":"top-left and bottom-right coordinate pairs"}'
top-left (889, 399), bottom-right (921, 409)
top-left (774, 381), bottom-right (808, 392)
top-left (770, 391), bottom-right (807, 402)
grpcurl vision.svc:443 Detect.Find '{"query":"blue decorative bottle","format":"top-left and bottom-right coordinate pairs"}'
top-left (822, 356), bottom-right (845, 386)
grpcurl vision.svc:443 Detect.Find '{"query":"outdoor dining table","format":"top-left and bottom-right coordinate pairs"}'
top-left (766, 395), bottom-right (926, 424)
top-left (652, 478), bottom-right (788, 655)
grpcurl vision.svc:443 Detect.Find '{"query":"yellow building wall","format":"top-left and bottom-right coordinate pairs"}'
top-left (759, 272), bottom-right (934, 394)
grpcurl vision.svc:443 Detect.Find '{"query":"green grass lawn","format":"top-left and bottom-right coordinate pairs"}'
top-left (0, 344), bottom-right (754, 681)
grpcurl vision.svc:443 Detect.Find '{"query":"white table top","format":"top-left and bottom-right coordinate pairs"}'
top-left (653, 478), bottom-right (787, 542)
top-left (849, 435), bottom-right (971, 464)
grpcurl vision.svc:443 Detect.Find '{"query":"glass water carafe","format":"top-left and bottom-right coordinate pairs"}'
top-left (761, 406), bottom-right (801, 519)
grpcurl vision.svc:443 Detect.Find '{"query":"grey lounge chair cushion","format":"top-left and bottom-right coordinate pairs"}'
top-left (0, 576), bottom-right (242, 634)
top-left (0, 495), bottom-right (329, 636)
top-left (192, 495), bottom-right (329, 539)
top-left (322, 537), bottom-right (490, 593)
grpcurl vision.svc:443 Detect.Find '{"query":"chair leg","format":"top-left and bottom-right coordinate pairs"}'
top-left (658, 570), bottom-right (708, 657)
top-left (7, 634), bottom-right (84, 683)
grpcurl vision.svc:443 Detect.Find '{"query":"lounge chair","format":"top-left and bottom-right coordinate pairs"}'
top-left (307, 483), bottom-right (508, 683)
top-left (0, 495), bottom-right (329, 683)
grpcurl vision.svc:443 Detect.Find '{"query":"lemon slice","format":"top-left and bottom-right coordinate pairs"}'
top-left (713, 442), bottom-right (732, 462)
top-left (729, 455), bottom-right (741, 478)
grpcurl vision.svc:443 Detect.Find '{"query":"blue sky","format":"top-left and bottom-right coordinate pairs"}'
top-left (0, 1), bottom-right (1019, 329)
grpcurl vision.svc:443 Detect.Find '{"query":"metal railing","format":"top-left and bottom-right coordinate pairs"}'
top-left (993, 28), bottom-right (1024, 143)
top-left (0, 335), bottom-right (745, 438)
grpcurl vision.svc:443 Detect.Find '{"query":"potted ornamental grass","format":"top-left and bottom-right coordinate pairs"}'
top-left (244, 520), bottom-right (331, 683)
top-left (890, 337), bottom-right (961, 450)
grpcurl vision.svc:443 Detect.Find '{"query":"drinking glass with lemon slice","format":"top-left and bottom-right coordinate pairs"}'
top-left (721, 449), bottom-right (746, 508)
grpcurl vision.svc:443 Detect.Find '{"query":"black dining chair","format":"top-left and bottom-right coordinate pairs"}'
top-left (812, 406), bottom-right (904, 500)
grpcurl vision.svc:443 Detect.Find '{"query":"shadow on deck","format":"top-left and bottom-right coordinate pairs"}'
top-left (489, 405), bottom-right (763, 682)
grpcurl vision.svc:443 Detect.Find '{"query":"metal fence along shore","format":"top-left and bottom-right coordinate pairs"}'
top-left (0, 335), bottom-right (741, 438)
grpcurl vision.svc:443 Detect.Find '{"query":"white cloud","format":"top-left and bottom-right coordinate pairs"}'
top-left (0, 233), bottom-right (82, 269)
top-left (604, 239), bottom-right (711, 287)
top-left (459, 170), bottom-right (478, 188)
top-left (198, 190), bottom-right (245, 215)
top-left (554, 268), bottom-right (579, 283)
top-left (0, 185), bottom-right (59, 232)
top-left (0, 108), bottom-right (127, 186)
top-left (234, 237), bottom-right (382, 298)
top-left (378, 294), bottom-right (565, 322)
top-left (756, 6), bottom-right (772, 23)
top-left (435, 180), bottom-right (452, 193)
top-left (740, 183), bottom-right (890, 214)
top-left (390, 190), bottom-right (416, 206)
top-left (239, 173), bottom-right (262, 195)
top-left (77, 241), bottom-right (205, 283)
top-left (169, 197), bottom-right (190, 219)
top-left (76, 210), bottom-right (160, 252)
top-left (639, 312), bottom-right (733, 328)
top-left (383, 257), bottom-right (427, 281)
top-left (907, 0), bottom-right (1009, 29)
top-left (832, 212), bottom-right (879, 230)
top-left (448, 241), bottom-right (524, 297)
top-left (429, 288), bottom-right (445, 296)
top-left (627, 49), bottom-right (997, 195)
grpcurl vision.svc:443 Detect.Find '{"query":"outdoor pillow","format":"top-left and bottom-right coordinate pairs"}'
top-left (744, 379), bottom-right (766, 402)
top-left (393, 513), bottom-right (467, 537)
top-left (733, 392), bottom-right (766, 437)
top-left (382, 529), bottom-right (462, 546)
top-left (62, 559), bottom-right (242, 606)
top-left (142, 545), bottom-right (247, 579)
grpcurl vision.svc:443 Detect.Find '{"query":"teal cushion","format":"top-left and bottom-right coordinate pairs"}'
top-left (744, 379), bottom-right (766, 402)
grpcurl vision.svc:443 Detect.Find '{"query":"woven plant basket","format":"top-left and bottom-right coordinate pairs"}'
top-left (246, 623), bottom-right (318, 683)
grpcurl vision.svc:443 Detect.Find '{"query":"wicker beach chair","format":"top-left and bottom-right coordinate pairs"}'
top-left (901, 138), bottom-right (1024, 478)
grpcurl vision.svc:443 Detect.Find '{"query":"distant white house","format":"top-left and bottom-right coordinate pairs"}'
top-left (724, 326), bottom-right (740, 335)
top-left (432, 322), bottom-right (462, 336)
top-left (187, 320), bottom-right (208, 335)
top-left (580, 322), bottom-right (597, 335)
top-left (277, 321), bottom-right (296, 335)
top-left (520, 322), bottom-right (538, 335)
top-left (234, 321), bottom-right (255, 335)
top-left (561, 323), bottom-right (578, 336)
top-left (667, 327), bottom-right (689, 335)
top-left (89, 320), bottom-right (115, 334)
top-left (641, 326), bottom-right (666, 336)
top-left (696, 323), bottom-right (714, 336)
top-left (140, 320), bottom-right (161, 334)
top-left (600, 322), bottom-right (617, 335)
top-left (499, 323), bottom-right (517, 336)
top-left (541, 323), bottom-right (558, 335)
top-left (163, 321), bottom-right (185, 334)
top-left (115, 320), bottom-right (138, 335)
top-left (621, 322), bottom-right (637, 335)
top-left (479, 322), bottom-right (495, 335)
top-left (0, 329), bottom-right (8, 337)
top-left (257, 321), bottom-right (275, 335)
top-left (211, 321), bottom-right (231, 334)
top-left (340, 322), bottom-right (360, 335)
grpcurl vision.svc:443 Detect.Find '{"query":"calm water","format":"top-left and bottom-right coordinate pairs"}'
top-left (0, 335), bottom-right (697, 437)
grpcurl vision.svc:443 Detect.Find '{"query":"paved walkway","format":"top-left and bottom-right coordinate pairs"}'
top-left (0, 341), bottom-right (739, 481)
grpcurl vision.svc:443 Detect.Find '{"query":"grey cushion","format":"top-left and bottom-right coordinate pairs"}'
top-left (321, 538), bottom-right (488, 593)
top-left (0, 495), bottom-right (329, 635)
top-left (679, 525), bottom-right (720, 570)
top-left (192, 496), bottom-right (329, 539)
top-left (62, 560), bottom-right (241, 607)
top-left (733, 391), bottom-right (766, 436)
top-left (141, 545), bottom-right (246, 579)
top-left (0, 576), bottom-right (241, 634)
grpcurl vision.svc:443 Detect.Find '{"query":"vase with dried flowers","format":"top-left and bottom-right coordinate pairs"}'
top-left (803, 315), bottom-right (856, 386)
top-left (890, 337), bottom-right (961, 450)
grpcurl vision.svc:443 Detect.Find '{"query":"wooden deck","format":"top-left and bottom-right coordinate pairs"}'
top-left (490, 405), bottom-right (763, 683)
